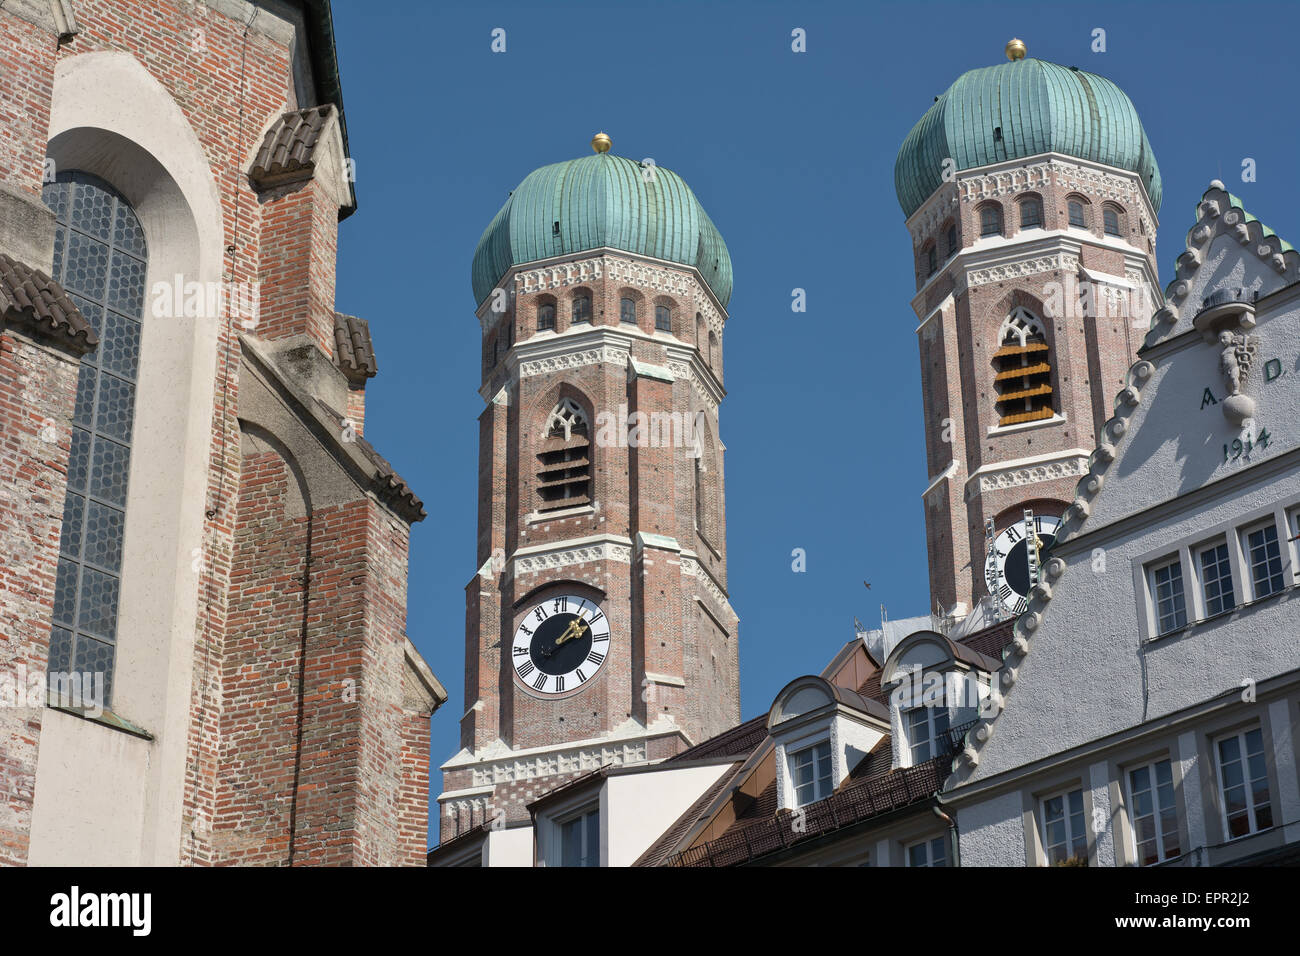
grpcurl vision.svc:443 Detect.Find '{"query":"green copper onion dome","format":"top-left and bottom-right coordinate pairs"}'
top-left (472, 138), bottom-right (732, 307)
top-left (894, 48), bottom-right (1162, 218)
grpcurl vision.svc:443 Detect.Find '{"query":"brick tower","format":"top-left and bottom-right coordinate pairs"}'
top-left (894, 40), bottom-right (1162, 629)
top-left (439, 135), bottom-right (740, 839)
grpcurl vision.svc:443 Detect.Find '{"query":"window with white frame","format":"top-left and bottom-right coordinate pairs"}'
top-left (1149, 557), bottom-right (1187, 635)
top-left (1243, 523), bottom-right (1285, 599)
top-left (1197, 541), bottom-right (1236, 616)
top-left (789, 741), bottom-right (833, 807)
top-left (907, 836), bottom-right (948, 868)
top-left (906, 702), bottom-right (950, 764)
top-left (1215, 728), bottom-right (1273, 839)
top-left (1126, 758), bottom-right (1181, 865)
top-left (557, 806), bottom-right (600, 867)
top-left (1040, 787), bottom-right (1088, 866)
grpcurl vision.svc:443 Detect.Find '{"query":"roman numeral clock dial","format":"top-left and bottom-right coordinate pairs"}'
top-left (512, 595), bottom-right (611, 697)
top-left (984, 514), bottom-right (1062, 614)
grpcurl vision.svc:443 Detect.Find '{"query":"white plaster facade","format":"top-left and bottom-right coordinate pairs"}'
top-left (943, 185), bottom-right (1300, 867)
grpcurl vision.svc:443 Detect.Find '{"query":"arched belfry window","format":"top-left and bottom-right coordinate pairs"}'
top-left (992, 307), bottom-right (1054, 427)
top-left (42, 171), bottom-right (149, 703)
top-left (537, 398), bottom-right (591, 511)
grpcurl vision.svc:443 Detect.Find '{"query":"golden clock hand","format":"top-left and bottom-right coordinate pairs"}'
top-left (555, 618), bottom-right (589, 646)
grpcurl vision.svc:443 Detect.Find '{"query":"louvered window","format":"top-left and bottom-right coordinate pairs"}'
top-left (992, 307), bottom-right (1054, 426)
top-left (42, 171), bottom-right (149, 707)
top-left (537, 399), bottom-right (591, 511)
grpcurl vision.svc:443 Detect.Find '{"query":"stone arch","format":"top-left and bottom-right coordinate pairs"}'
top-left (42, 51), bottom-right (227, 863)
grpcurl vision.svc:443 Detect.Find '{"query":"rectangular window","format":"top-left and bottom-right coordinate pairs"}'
top-left (1104, 208), bottom-right (1121, 236)
top-left (572, 296), bottom-right (591, 324)
top-left (1127, 759), bottom-right (1181, 865)
top-left (1198, 542), bottom-right (1236, 616)
top-left (946, 224), bottom-right (958, 257)
top-left (558, 808), bottom-right (600, 867)
top-left (537, 303), bottom-right (555, 331)
top-left (1215, 728), bottom-right (1272, 839)
top-left (980, 206), bottom-right (1001, 237)
top-left (907, 836), bottom-right (948, 868)
top-left (1150, 558), bottom-right (1187, 635)
top-left (1041, 788), bottom-right (1088, 866)
top-left (654, 305), bottom-right (671, 331)
top-left (1068, 201), bottom-right (1086, 228)
top-left (1243, 523), bottom-right (1284, 599)
top-left (926, 245), bottom-right (937, 276)
top-left (906, 703), bottom-right (950, 764)
top-left (1020, 200), bottom-right (1042, 228)
top-left (620, 297), bottom-right (636, 324)
top-left (790, 741), bottom-right (833, 807)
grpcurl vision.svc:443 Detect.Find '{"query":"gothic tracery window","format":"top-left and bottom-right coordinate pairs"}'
top-left (42, 171), bottom-right (150, 705)
top-left (537, 398), bottom-right (591, 511)
top-left (992, 307), bottom-right (1055, 427)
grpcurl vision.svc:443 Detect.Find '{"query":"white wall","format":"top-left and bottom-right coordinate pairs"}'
top-left (603, 763), bottom-right (732, 867)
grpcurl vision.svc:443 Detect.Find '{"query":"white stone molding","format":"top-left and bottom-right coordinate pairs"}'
top-left (965, 449), bottom-right (1092, 499)
top-left (966, 253), bottom-right (1078, 288)
top-left (441, 715), bottom-right (686, 788)
top-left (518, 344), bottom-right (627, 379)
top-left (665, 358), bottom-right (720, 413)
top-left (510, 536), bottom-right (634, 577)
top-left (680, 552), bottom-right (730, 608)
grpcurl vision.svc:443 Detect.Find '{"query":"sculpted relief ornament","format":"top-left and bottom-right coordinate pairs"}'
top-left (1218, 330), bottom-right (1258, 425)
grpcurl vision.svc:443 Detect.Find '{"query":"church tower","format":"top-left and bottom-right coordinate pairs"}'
top-left (894, 40), bottom-right (1163, 630)
top-left (439, 135), bottom-right (740, 839)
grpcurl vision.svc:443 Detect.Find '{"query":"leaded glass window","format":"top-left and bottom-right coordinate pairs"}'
top-left (43, 171), bottom-right (148, 707)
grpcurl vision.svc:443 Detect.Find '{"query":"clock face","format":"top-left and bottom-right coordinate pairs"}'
top-left (511, 594), bottom-right (611, 696)
top-left (984, 514), bottom-right (1062, 614)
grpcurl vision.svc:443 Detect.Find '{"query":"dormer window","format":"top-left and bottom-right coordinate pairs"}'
top-left (767, 675), bottom-right (890, 812)
top-left (906, 703), bottom-right (950, 764)
top-left (790, 741), bottom-right (833, 807)
top-left (558, 806), bottom-right (600, 867)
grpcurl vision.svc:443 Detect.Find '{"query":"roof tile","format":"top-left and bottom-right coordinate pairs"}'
top-left (0, 252), bottom-right (97, 354)
top-left (249, 105), bottom-right (333, 187)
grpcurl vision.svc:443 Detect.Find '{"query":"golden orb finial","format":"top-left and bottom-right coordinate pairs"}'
top-left (1005, 38), bottom-right (1027, 61)
top-left (591, 131), bottom-right (612, 153)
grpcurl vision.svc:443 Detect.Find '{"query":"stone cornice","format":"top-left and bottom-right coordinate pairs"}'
top-left (508, 534), bottom-right (634, 580)
top-left (439, 716), bottom-right (689, 788)
top-left (476, 249), bottom-right (729, 332)
top-left (964, 449), bottom-right (1092, 500)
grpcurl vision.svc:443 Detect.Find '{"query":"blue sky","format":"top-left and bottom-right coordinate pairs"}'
top-left (328, 0), bottom-right (1300, 842)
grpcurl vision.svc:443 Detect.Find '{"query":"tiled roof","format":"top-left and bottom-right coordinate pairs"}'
top-left (0, 252), bottom-right (97, 353)
top-left (847, 735), bottom-right (894, 782)
top-left (669, 715), bottom-right (769, 763)
top-left (666, 753), bottom-right (948, 867)
top-left (632, 762), bottom-right (744, 867)
top-left (249, 105), bottom-right (334, 187)
top-left (333, 311), bottom-right (377, 383)
top-left (956, 618), bottom-right (1014, 663)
